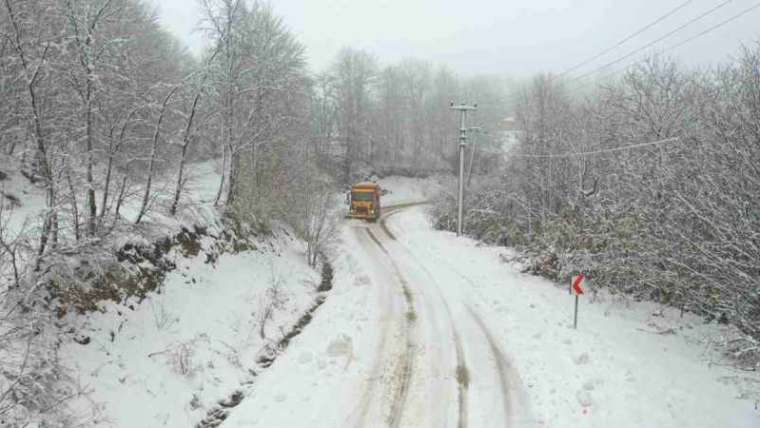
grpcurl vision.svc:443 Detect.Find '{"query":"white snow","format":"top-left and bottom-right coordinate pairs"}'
top-left (387, 206), bottom-right (760, 427)
top-left (0, 156), bottom-right (224, 240)
top-left (38, 159), bottom-right (325, 426)
top-left (116, 159), bottom-right (223, 229)
top-left (0, 154), bottom-right (47, 236)
top-left (218, 179), bottom-right (758, 428)
top-left (378, 175), bottom-right (444, 206)
top-left (219, 224), bottom-right (396, 427)
top-left (64, 233), bottom-right (320, 427)
top-left (7, 165), bottom-right (757, 427)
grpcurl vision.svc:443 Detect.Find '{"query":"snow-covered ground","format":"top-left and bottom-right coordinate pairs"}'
top-left (52, 160), bottom-right (330, 426)
top-left (378, 175), bottom-right (444, 206)
top-left (219, 222), bottom-right (393, 427)
top-left (1, 157), bottom-right (329, 426)
top-left (64, 232), bottom-right (321, 427)
top-left (5, 166), bottom-right (757, 427)
top-left (390, 207), bottom-right (759, 427)
top-left (0, 156), bottom-right (224, 240)
top-left (0, 155), bottom-right (47, 235)
top-left (216, 180), bottom-right (759, 427)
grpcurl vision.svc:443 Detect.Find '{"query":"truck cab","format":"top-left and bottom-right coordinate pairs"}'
top-left (347, 182), bottom-right (382, 222)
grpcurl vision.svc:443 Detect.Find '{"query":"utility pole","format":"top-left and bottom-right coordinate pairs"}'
top-left (450, 102), bottom-right (477, 237)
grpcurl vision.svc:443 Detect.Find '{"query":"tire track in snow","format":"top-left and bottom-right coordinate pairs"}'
top-left (392, 256), bottom-right (470, 428)
top-left (348, 226), bottom-right (396, 428)
top-left (442, 268), bottom-right (536, 427)
top-left (420, 256), bottom-right (515, 423)
top-left (379, 202), bottom-right (428, 241)
top-left (379, 211), bottom-right (469, 428)
top-left (416, 256), bottom-right (516, 424)
top-left (384, 208), bottom-right (536, 427)
top-left (365, 228), bottom-right (416, 428)
top-left (380, 212), bottom-right (398, 240)
top-left (465, 305), bottom-right (514, 426)
top-left (453, 329), bottom-right (470, 428)
top-left (351, 203), bottom-right (467, 427)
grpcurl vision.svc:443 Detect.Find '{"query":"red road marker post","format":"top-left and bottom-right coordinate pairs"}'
top-left (572, 273), bottom-right (585, 329)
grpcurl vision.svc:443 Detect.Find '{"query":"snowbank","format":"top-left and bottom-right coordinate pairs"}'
top-left (219, 223), bottom-right (396, 427)
top-left (388, 207), bottom-right (760, 428)
top-left (64, 224), bottom-right (322, 427)
top-left (1, 156), bottom-right (329, 426)
top-left (378, 175), bottom-right (444, 206)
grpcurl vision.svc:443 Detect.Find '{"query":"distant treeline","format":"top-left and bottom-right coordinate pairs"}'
top-left (311, 48), bottom-right (514, 181)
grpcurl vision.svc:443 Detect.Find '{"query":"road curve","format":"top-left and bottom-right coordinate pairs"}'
top-left (346, 203), bottom-right (531, 427)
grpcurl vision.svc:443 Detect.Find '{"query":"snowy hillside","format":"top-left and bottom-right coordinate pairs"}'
top-left (1, 155), bottom-right (333, 426)
top-left (0, 156), bottom-right (48, 235)
top-left (64, 231), bottom-right (323, 427)
top-left (0, 155), bottom-right (222, 241)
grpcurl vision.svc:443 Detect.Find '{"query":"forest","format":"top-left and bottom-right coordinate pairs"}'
top-left (1, 0), bottom-right (759, 424)
top-left (435, 48), bottom-right (760, 361)
top-left (0, 0), bottom-right (508, 423)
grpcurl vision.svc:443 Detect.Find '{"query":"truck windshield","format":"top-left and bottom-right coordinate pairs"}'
top-left (352, 191), bottom-right (374, 202)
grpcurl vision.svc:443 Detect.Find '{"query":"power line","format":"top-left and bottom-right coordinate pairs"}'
top-left (508, 1), bottom-right (758, 108)
top-left (667, 2), bottom-right (760, 51)
top-left (510, 137), bottom-right (681, 158)
top-left (505, 5), bottom-right (758, 156)
top-left (567, 0), bottom-right (734, 84)
top-left (568, 1), bottom-right (760, 92)
top-left (559, 0), bottom-right (695, 78)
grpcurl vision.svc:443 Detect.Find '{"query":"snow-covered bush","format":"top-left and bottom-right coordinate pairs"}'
top-left (433, 46), bottom-right (760, 351)
top-left (257, 265), bottom-right (288, 340)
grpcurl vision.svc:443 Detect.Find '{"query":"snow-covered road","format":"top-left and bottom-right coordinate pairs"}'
top-left (222, 204), bottom-right (533, 428)
top-left (350, 205), bottom-right (536, 427)
top-left (222, 202), bottom-right (759, 428)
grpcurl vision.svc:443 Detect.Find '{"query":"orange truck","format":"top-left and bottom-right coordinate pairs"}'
top-left (347, 182), bottom-right (382, 222)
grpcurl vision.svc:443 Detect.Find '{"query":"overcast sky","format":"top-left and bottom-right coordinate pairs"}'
top-left (146, 0), bottom-right (760, 76)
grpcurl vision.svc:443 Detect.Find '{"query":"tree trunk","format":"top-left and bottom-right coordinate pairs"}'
top-left (101, 139), bottom-right (115, 219)
top-left (226, 149), bottom-right (239, 205)
top-left (65, 167), bottom-right (80, 242)
top-left (136, 87), bottom-right (177, 224)
top-left (101, 112), bottom-right (133, 218)
top-left (215, 142), bottom-right (228, 206)
top-left (171, 92), bottom-right (202, 216)
top-left (85, 80), bottom-right (97, 236)
top-left (114, 175), bottom-right (128, 219)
